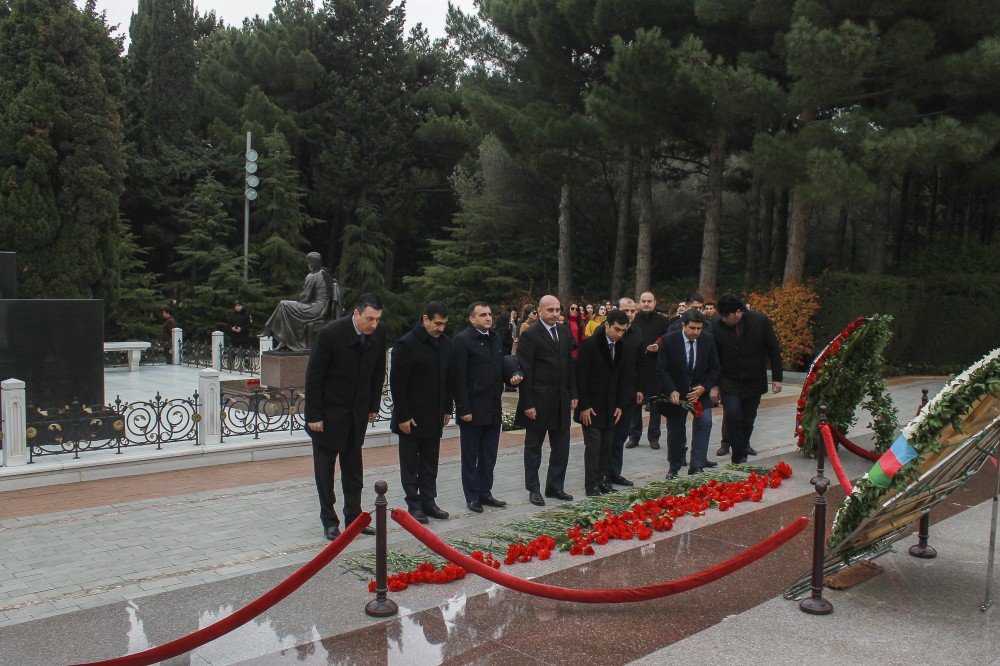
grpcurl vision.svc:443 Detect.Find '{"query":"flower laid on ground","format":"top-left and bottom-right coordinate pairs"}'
top-left (354, 465), bottom-right (794, 590)
top-left (795, 315), bottom-right (897, 459)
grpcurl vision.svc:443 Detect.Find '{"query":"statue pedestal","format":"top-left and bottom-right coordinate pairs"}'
top-left (261, 351), bottom-right (310, 389)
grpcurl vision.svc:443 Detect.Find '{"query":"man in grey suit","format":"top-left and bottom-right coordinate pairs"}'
top-left (515, 294), bottom-right (578, 506)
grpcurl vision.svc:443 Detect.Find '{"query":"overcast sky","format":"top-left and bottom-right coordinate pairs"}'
top-left (90, 0), bottom-right (476, 44)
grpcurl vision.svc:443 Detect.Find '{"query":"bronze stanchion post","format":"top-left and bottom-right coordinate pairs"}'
top-left (800, 405), bottom-right (834, 615)
top-left (909, 512), bottom-right (937, 559)
top-left (365, 480), bottom-right (399, 618)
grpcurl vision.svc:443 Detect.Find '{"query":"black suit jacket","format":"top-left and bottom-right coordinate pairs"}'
top-left (514, 320), bottom-right (577, 432)
top-left (451, 326), bottom-right (506, 427)
top-left (574, 325), bottom-right (629, 429)
top-left (304, 315), bottom-right (387, 452)
top-left (712, 309), bottom-right (783, 397)
top-left (657, 330), bottom-right (720, 401)
top-left (633, 311), bottom-right (670, 394)
top-left (390, 323), bottom-right (453, 438)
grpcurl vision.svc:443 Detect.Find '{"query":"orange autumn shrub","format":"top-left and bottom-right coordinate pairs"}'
top-left (748, 281), bottom-right (820, 371)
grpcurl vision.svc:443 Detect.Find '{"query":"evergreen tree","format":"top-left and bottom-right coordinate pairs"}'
top-left (0, 0), bottom-right (126, 300)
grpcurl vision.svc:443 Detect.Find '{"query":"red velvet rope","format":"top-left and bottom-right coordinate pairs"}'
top-left (392, 508), bottom-right (808, 603)
top-left (74, 513), bottom-right (372, 666)
top-left (820, 422), bottom-right (854, 494)
top-left (829, 423), bottom-right (879, 462)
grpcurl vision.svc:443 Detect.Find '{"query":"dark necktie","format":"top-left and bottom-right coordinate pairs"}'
top-left (609, 342), bottom-right (615, 361)
top-left (687, 340), bottom-right (695, 373)
top-left (359, 332), bottom-right (366, 348)
top-left (550, 326), bottom-right (558, 343)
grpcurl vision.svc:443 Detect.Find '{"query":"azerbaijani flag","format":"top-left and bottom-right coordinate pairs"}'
top-left (868, 433), bottom-right (919, 489)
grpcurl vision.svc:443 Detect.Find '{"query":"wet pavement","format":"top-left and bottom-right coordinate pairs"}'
top-left (3, 375), bottom-right (996, 665)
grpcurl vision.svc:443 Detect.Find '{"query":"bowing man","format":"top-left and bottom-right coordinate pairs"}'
top-left (657, 309), bottom-right (720, 478)
top-left (574, 309), bottom-right (632, 496)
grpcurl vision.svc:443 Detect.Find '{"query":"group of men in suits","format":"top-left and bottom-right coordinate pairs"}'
top-left (303, 290), bottom-right (781, 540)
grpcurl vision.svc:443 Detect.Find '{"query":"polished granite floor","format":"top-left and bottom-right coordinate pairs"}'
top-left (3, 376), bottom-right (996, 665)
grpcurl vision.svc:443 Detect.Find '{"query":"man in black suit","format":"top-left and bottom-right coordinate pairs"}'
top-left (390, 301), bottom-right (453, 525)
top-left (451, 302), bottom-right (522, 513)
top-left (304, 293), bottom-right (386, 540)
top-left (710, 293), bottom-right (783, 464)
top-left (626, 291), bottom-right (670, 450)
top-left (606, 296), bottom-right (642, 487)
top-left (516, 294), bottom-right (578, 506)
top-left (575, 309), bottom-right (631, 496)
top-left (658, 309), bottom-right (720, 478)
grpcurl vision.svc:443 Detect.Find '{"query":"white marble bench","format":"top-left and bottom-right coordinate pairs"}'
top-left (104, 341), bottom-right (152, 372)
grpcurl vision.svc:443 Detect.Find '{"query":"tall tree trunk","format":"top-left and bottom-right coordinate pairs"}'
top-left (634, 145), bottom-right (653, 297)
top-left (866, 174), bottom-right (891, 275)
top-left (699, 128), bottom-right (726, 298)
top-left (783, 189), bottom-right (810, 283)
top-left (557, 181), bottom-right (572, 305)
top-left (745, 163), bottom-right (763, 289)
top-left (894, 173), bottom-right (910, 265)
top-left (611, 145), bottom-right (633, 301)
top-left (834, 207), bottom-right (849, 270)
top-left (771, 189), bottom-right (789, 282)
top-left (759, 187), bottom-right (775, 281)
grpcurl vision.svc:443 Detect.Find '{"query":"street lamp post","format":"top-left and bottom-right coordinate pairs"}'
top-left (244, 131), bottom-right (259, 282)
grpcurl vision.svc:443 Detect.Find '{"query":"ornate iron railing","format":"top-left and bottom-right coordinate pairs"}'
top-left (220, 387), bottom-right (306, 440)
top-left (221, 345), bottom-right (260, 375)
top-left (24, 394), bottom-right (200, 462)
top-left (181, 340), bottom-right (212, 368)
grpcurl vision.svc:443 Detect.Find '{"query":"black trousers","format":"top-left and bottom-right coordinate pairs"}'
top-left (523, 427), bottom-right (570, 493)
top-left (582, 424), bottom-right (614, 491)
top-left (720, 391), bottom-right (762, 463)
top-left (397, 433), bottom-right (441, 509)
top-left (311, 430), bottom-right (364, 531)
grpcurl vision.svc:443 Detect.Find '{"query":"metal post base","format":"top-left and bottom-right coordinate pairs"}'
top-left (365, 598), bottom-right (399, 617)
top-left (908, 543), bottom-right (937, 559)
top-left (981, 599), bottom-right (994, 613)
top-left (799, 596), bottom-right (834, 615)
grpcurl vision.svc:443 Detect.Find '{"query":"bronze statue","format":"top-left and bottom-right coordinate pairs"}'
top-left (262, 252), bottom-right (341, 351)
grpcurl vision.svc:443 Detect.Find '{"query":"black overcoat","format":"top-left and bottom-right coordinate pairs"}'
top-left (712, 310), bottom-right (783, 398)
top-left (389, 323), bottom-right (452, 438)
top-left (451, 326), bottom-right (506, 426)
top-left (304, 315), bottom-right (387, 452)
top-left (573, 325), bottom-right (629, 429)
top-left (633, 311), bottom-right (670, 395)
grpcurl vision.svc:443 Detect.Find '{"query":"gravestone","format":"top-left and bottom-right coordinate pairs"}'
top-left (0, 299), bottom-right (104, 408)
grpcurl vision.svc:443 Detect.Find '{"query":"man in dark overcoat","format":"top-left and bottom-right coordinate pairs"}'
top-left (390, 301), bottom-right (453, 524)
top-left (658, 309), bottom-right (720, 478)
top-left (575, 309), bottom-right (632, 496)
top-left (710, 293), bottom-right (783, 464)
top-left (451, 302), bottom-right (523, 513)
top-left (626, 291), bottom-right (670, 450)
top-left (304, 293), bottom-right (387, 540)
top-left (515, 294), bottom-right (577, 506)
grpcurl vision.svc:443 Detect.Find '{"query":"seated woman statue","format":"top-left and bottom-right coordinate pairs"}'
top-left (262, 252), bottom-right (334, 351)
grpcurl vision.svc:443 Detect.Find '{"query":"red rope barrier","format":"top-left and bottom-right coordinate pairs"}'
top-left (829, 424), bottom-right (879, 461)
top-left (392, 508), bottom-right (809, 603)
top-left (820, 422), bottom-right (854, 495)
top-left (74, 513), bottom-right (373, 666)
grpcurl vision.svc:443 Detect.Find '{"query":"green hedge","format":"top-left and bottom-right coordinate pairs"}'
top-left (813, 272), bottom-right (1000, 370)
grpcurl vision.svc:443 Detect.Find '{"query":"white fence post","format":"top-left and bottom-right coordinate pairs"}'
top-left (172, 327), bottom-right (183, 365)
top-left (211, 331), bottom-right (224, 371)
top-left (1, 378), bottom-right (27, 467)
top-left (198, 369), bottom-right (221, 446)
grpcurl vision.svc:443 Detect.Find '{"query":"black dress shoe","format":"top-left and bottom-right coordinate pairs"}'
top-left (529, 491), bottom-right (545, 506)
top-left (361, 526), bottom-right (376, 536)
top-left (716, 445), bottom-right (730, 456)
top-left (324, 526), bottom-right (341, 540)
top-left (649, 441), bottom-right (661, 450)
top-left (706, 461), bottom-right (718, 468)
top-left (599, 483), bottom-right (614, 494)
top-left (625, 439), bottom-right (639, 449)
top-left (544, 489), bottom-right (574, 501)
top-left (586, 488), bottom-right (603, 497)
top-left (688, 467), bottom-right (705, 475)
top-left (665, 470), bottom-right (680, 480)
top-left (733, 458), bottom-right (748, 465)
top-left (609, 475), bottom-right (634, 486)
top-left (467, 501), bottom-right (484, 513)
top-left (409, 508), bottom-right (430, 524)
top-left (748, 446), bottom-right (758, 456)
top-left (423, 503), bottom-right (450, 519)
top-left (480, 496), bottom-right (507, 508)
